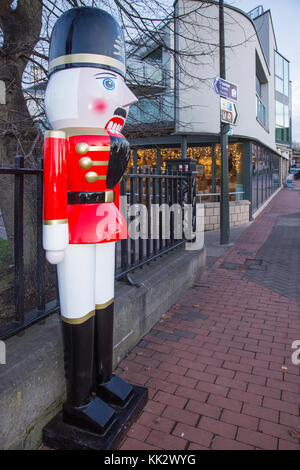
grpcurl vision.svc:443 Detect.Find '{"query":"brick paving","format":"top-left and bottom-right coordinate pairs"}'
top-left (117, 185), bottom-right (300, 450)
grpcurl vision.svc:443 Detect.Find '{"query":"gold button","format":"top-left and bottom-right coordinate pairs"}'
top-left (75, 142), bottom-right (89, 154)
top-left (85, 172), bottom-right (99, 183)
top-left (79, 157), bottom-right (92, 169)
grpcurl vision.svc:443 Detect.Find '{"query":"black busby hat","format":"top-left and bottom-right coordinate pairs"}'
top-left (48, 7), bottom-right (126, 77)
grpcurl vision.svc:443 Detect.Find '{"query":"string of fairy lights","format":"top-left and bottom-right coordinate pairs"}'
top-left (128, 143), bottom-right (243, 194)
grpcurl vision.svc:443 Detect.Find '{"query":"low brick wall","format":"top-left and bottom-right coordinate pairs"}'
top-left (204, 200), bottom-right (250, 231)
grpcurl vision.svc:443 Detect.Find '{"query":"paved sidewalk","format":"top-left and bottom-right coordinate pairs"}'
top-left (117, 185), bottom-right (300, 450)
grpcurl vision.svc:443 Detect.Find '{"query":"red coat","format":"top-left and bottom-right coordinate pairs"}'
top-left (43, 129), bottom-right (128, 244)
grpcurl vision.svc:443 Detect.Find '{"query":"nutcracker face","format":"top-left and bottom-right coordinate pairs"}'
top-left (45, 67), bottom-right (137, 131)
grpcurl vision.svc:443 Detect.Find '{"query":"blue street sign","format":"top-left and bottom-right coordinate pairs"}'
top-left (213, 77), bottom-right (238, 102)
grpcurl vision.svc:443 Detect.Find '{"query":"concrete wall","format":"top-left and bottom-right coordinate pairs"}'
top-left (204, 200), bottom-right (250, 231)
top-left (175, 1), bottom-right (277, 152)
top-left (0, 245), bottom-right (205, 450)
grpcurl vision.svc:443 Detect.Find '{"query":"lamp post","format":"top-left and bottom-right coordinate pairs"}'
top-left (219, 0), bottom-right (230, 245)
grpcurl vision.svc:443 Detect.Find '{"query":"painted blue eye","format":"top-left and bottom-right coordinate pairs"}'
top-left (102, 78), bottom-right (115, 90)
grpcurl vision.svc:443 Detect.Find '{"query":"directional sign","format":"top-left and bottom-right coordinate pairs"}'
top-left (214, 77), bottom-right (238, 102)
top-left (220, 98), bottom-right (239, 126)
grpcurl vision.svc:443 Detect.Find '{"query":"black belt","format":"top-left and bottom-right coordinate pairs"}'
top-left (68, 191), bottom-right (114, 204)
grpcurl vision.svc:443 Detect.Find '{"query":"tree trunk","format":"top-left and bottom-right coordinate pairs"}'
top-left (0, 1), bottom-right (43, 289)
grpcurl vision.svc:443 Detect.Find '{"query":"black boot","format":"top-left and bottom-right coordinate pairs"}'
top-left (94, 300), bottom-right (134, 407)
top-left (62, 314), bottom-right (116, 434)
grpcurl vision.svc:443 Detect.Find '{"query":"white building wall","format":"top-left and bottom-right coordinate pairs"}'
top-left (175, 0), bottom-right (278, 152)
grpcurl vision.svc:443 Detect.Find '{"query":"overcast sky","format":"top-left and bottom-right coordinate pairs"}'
top-left (226, 0), bottom-right (300, 142)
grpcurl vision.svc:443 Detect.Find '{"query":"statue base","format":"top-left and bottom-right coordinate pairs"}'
top-left (42, 385), bottom-right (148, 450)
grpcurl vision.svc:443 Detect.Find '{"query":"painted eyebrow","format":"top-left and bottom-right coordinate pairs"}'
top-left (94, 72), bottom-right (118, 78)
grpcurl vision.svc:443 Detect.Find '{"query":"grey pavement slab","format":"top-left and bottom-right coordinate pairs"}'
top-left (244, 212), bottom-right (300, 303)
top-left (204, 223), bottom-right (250, 269)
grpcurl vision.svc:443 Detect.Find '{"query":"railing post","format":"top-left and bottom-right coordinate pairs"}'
top-left (185, 168), bottom-right (197, 243)
top-left (130, 167), bottom-right (137, 265)
top-left (158, 165), bottom-right (163, 251)
top-left (132, 148), bottom-right (137, 173)
top-left (191, 171), bottom-right (197, 240)
top-left (36, 157), bottom-right (45, 312)
top-left (145, 167), bottom-right (151, 257)
top-left (165, 168), bottom-right (170, 248)
top-left (138, 167), bottom-right (144, 262)
top-left (170, 170), bottom-right (175, 245)
top-left (120, 177), bottom-right (128, 271)
top-left (14, 154), bottom-right (24, 324)
top-left (153, 167), bottom-right (159, 254)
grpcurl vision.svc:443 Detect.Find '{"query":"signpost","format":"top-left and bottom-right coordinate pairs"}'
top-left (218, 0), bottom-right (229, 245)
top-left (213, 46), bottom-right (240, 246)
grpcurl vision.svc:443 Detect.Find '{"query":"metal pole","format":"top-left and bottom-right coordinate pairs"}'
top-left (14, 155), bottom-right (24, 323)
top-left (132, 148), bottom-right (137, 173)
top-left (181, 135), bottom-right (187, 159)
top-left (219, 0), bottom-right (230, 244)
top-left (211, 144), bottom-right (217, 202)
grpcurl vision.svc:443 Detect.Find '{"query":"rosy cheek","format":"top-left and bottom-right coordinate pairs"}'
top-left (93, 99), bottom-right (107, 113)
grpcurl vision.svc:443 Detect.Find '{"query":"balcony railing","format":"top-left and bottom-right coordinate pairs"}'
top-left (256, 94), bottom-right (267, 128)
top-left (126, 93), bottom-right (174, 126)
top-left (126, 59), bottom-right (166, 88)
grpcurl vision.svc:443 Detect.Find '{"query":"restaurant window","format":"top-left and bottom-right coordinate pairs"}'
top-left (187, 143), bottom-right (243, 201)
top-left (129, 144), bottom-right (244, 202)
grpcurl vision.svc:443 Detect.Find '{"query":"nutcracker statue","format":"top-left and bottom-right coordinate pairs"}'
top-left (42, 7), bottom-right (147, 449)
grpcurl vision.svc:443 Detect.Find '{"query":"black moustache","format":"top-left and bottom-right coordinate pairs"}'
top-left (113, 107), bottom-right (126, 118)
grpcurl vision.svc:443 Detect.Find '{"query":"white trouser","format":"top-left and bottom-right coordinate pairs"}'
top-left (57, 242), bottom-right (115, 323)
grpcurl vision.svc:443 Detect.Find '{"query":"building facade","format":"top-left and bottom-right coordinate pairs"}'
top-left (125, 1), bottom-right (292, 218)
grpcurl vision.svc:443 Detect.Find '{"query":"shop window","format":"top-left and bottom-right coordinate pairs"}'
top-left (128, 144), bottom-right (243, 202)
top-left (251, 143), bottom-right (280, 212)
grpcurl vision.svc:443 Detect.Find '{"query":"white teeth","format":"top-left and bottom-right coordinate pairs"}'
top-left (108, 121), bottom-right (113, 129)
top-left (117, 124), bottom-right (121, 131)
top-left (112, 123), bottom-right (118, 130)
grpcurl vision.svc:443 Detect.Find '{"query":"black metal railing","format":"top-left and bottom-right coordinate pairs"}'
top-left (0, 159), bottom-right (196, 340)
top-left (0, 156), bottom-right (59, 340)
top-left (116, 167), bottom-right (196, 283)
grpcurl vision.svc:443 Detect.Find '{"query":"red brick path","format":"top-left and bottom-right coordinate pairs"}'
top-left (118, 186), bottom-right (300, 450)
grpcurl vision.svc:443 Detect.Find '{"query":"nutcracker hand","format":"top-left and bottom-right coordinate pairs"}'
top-left (46, 250), bottom-right (65, 264)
